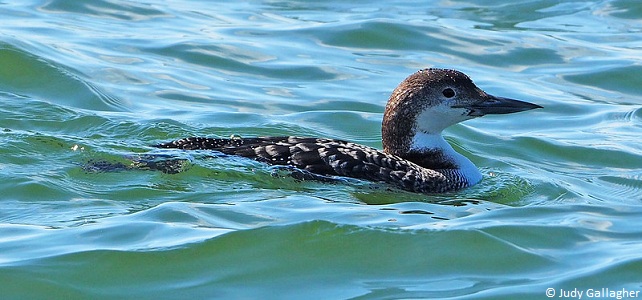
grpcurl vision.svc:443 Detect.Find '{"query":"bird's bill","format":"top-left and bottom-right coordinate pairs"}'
top-left (465, 94), bottom-right (542, 116)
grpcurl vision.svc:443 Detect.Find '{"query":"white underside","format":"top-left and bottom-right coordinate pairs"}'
top-left (410, 132), bottom-right (482, 186)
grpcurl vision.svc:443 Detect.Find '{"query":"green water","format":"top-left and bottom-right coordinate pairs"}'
top-left (1, 1), bottom-right (641, 299)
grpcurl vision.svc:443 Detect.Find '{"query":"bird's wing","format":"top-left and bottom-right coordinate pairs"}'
top-left (156, 136), bottom-right (450, 193)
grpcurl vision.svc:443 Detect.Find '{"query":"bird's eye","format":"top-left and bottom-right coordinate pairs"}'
top-left (442, 88), bottom-right (455, 98)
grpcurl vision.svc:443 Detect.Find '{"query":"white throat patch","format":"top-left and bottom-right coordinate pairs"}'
top-left (414, 103), bottom-right (472, 134)
top-left (410, 132), bottom-right (482, 186)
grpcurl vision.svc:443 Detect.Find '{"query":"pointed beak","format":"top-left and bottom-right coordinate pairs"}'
top-left (465, 94), bottom-right (542, 117)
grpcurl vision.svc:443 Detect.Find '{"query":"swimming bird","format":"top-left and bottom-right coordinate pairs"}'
top-left (156, 68), bottom-right (541, 193)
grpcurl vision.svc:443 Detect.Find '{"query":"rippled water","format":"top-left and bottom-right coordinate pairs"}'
top-left (1, 1), bottom-right (641, 299)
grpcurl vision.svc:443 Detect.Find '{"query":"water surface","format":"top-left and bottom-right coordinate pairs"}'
top-left (1, 0), bottom-right (641, 299)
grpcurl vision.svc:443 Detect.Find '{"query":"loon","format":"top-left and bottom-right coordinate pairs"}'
top-left (156, 68), bottom-right (541, 193)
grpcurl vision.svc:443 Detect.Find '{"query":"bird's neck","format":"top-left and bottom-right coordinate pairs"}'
top-left (406, 132), bottom-right (482, 187)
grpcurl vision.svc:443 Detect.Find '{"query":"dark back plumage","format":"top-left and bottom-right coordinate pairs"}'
top-left (156, 136), bottom-right (452, 193)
